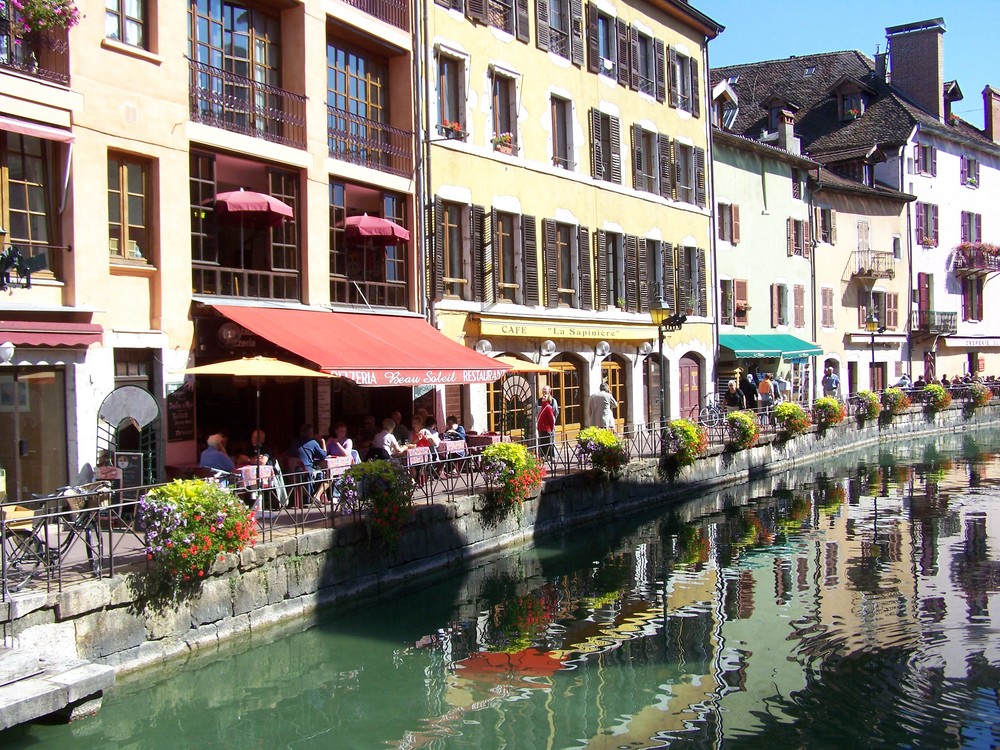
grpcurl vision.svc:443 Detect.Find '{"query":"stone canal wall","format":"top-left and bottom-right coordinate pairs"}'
top-left (5, 404), bottom-right (999, 678)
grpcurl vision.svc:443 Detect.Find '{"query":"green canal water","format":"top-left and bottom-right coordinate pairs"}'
top-left (4, 431), bottom-right (999, 749)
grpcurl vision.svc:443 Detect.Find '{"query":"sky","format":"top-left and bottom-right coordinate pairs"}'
top-left (700, 0), bottom-right (1000, 129)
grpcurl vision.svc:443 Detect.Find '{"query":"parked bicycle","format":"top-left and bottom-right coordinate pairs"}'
top-left (696, 395), bottom-right (725, 427)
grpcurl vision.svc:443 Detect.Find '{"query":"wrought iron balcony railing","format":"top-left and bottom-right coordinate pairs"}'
top-left (0, 18), bottom-right (70, 85)
top-left (953, 243), bottom-right (1000, 274)
top-left (188, 58), bottom-right (307, 150)
top-left (911, 309), bottom-right (958, 335)
top-left (328, 106), bottom-right (413, 178)
top-left (852, 250), bottom-right (896, 279)
top-left (341, 0), bottom-right (408, 30)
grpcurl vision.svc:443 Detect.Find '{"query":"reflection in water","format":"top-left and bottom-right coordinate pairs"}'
top-left (4, 432), bottom-right (999, 749)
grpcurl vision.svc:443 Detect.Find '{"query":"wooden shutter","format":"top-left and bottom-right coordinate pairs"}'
top-left (586, 2), bottom-right (599, 73)
top-left (667, 47), bottom-right (678, 108)
top-left (915, 145), bottom-right (923, 173)
top-left (732, 204), bottom-right (741, 245)
top-left (975, 213), bottom-right (983, 243)
top-left (596, 230), bottom-right (609, 310)
top-left (696, 247), bottom-right (707, 317)
top-left (570, 0), bottom-right (585, 66)
top-left (977, 277), bottom-right (984, 320)
top-left (625, 235), bottom-right (638, 311)
top-left (831, 210), bottom-right (837, 244)
top-left (803, 218), bottom-right (811, 259)
top-left (963, 280), bottom-right (972, 321)
top-left (579, 226), bottom-right (592, 309)
top-left (589, 108), bottom-right (603, 179)
top-left (695, 147), bottom-right (706, 207)
top-left (793, 284), bottom-right (805, 328)
top-left (786, 217), bottom-right (794, 256)
top-left (661, 242), bottom-right (675, 312)
top-left (465, 0), bottom-right (488, 24)
top-left (654, 39), bottom-right (666, 102)
top-left (632, 123), bottom-right (643, 190)
top-left (616, 19), bottom-right (630, 87)
top-left (917, 271), bottom-right (930, 314)
top-left (915, 203), bottom-right (925, 245)
top-left (535, 0), bottom-right (550, 50)
top-left (657, 134), bottom-right (672, 198)
top-left (689, 56), bottom-right (700, 117)
top-left (543, 218), bottom-right (558, 307)
top-left (471, 204), bottom-right (486, 302)
top-left (637, 238), bottom-right (649, 312)
top-left (431, 197), bottom-right (444, 301)
top-left (930, 146), bottom-right (937, 176)
top-left (734, 279), bottom-right (748, 328)
top-left (677, 245), bottom-right (690, 313)
top-left (961, 211), bottom-right (970, 243)
top-left (485, 208), bottom-right (498, 303)
top-left (771, 284), bottom-right (780, 327)
top-left (609, 115), bottom-right (622, 184)
top-left (886, 292), bottom-right (898, 329)
top-left (629, 25), bottom-right (640, 90)
top-left (821, 287), bottom-right (834, 327)
top-left (515, 0), bottom-right (530, 42)
top-left (522, 215), bottom-right (539, 305)
top-left (960, 155), bottom-right (968, 184)
top-left (669, 138), bottom-right (678, 199)
top-left (931, 204), bottom-right (939, 246)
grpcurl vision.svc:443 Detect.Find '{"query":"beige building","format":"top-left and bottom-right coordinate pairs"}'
top-left (423, 0), bottom-right (723, 434)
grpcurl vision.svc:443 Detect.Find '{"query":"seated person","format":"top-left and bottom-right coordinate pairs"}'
top-left (328, 421), bottom-right (362, 464)
top-left (237, 428), bottom-right (274, 466)
top-left (358, 414), bottom-right (378, 456)
top-left (369, 418), bottom-right (407, 460)
top-left (442, 415), bottom-right (467, 442)
top-left (391, 410), bottom-right (412, 445)
top-left (416, 415), bottom-right (443, 464)
top-left (295, 424), bottom-right (330, 503)
top-left (200, 433), bottom-right (235, 474)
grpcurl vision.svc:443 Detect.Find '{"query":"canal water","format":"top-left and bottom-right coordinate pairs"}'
top-left (4, 431), bottom-right (999, 749)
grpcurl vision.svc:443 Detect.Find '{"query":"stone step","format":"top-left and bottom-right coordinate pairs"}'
top-left (0, 656), bottom-right (115, 729)
top-left (0, 647), bottom-right (42, 688)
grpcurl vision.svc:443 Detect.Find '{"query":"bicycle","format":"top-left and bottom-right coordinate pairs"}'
top-left (697, 395), bottom-right (725, 428)
top-left (1, 481), bottom-right (111, 594)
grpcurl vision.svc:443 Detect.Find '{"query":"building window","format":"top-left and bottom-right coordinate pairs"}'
top-left (963, 276), bottom-right (984, 322)
top-left (114, 348), bottom-right (153, 389)
top-left (839, 92), bottom-right (864, 120)
top-left (596, 11), bottom-right (616, 76)
top-left (771, 283), bottom-right (788, 327)
top-left (3, 133), bottom-right (59, 277)
top-left (668, 48), bottom-right (697, 114)
top-left (492, 72), bottom-right (517, 151)
top-left (327, 42), bottom-right (389, 159)
top-left (857, 219), bottom-right (870, 255)
top-left (496, 211), bottom-right (520, 303)
top-left (821, 287), bottom-right (835, 327)
top-left (718, 203), bottom-right (740, 244)
top-left (818, 207), bottom-right (835, 244)
top-left (590, 109), bottom-right (620, 183)
top-left (791, 167), bottom-right (803, 200)
top-left (961, 155), bottom-right (980, 187)
top-left (674, 143), bottom-right (694, 203)
top-left (551, 96), bottom-right (573, 169)
top-left (916, 202), bottom-right (939, 247)
top-left (893, 235), bottom-right (902, 260)
top-left (556, 223), bottom-right (577, 306)
top-left (961, 211), bottom-right (983, 244)
top-left (383, 193), bottom-right (407, 284)
top-left (720, 278), bottom-right (734, 325)
top-left (681, 245), bottom-right (702, 315)
top-left (605, 232), bottom-right (625, 308)
top-left (787, 218), bottom-right (807, 257)
top-left (636, 32), bottom-right (655, 96)
top-left (108, 155), bottom-right (149, 261)
top-left (793, 284), bottom-right (805, 328)
top-left (488, 0), bottom-right (515, 34)
top-left (438, 55), bottom-right (466, 138)
top-left (632, 125), bottom-right (658, 193)
top-left (106, 0), bottom-right (146, 48)
top-left (442, 202), bottom-right (467, 298)
top-left (860, 290), bottom-right (898, 330)
top-left (915, 143), bottom-right (937, 176)
top-left (547, 0), bottom-right (571, 58)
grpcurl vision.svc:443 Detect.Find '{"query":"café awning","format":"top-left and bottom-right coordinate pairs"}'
top-left (211, 305), bottom-right (510, 386)
top-left (719, 333), bottom-right (822, 359)
top-left (0, 320), bottom-right (102, 347)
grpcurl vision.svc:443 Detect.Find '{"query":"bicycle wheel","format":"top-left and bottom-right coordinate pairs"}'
top-left (3, 529), bottom-right (47, 592)
top-left (699, 405), bottom-right (722, 428)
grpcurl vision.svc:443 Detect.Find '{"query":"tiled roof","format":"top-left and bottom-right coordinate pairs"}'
top-left (813, 166), bottom-right (915, 202)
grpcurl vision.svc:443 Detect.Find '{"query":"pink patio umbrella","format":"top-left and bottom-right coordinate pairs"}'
top-left (341, 213), bottom-right (410, 245)
top-left (208, 189), bottom-right (294, 268)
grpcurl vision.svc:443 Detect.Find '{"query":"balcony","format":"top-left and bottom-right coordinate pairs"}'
top-left (188, 59), bottom-right (307, 150)
top-left (328, 107), bottom-right (413, 178)
top-left (341, 0), bottom-right (409, 30)
top-left (911, 309), bottom-right (957, 335)
top-left (192, 264), bottom-right (299, 303)
top-left (952, 243), bottom-right (1000, 275)
top-left (0, 19), bottom-right (69, 85)
top-left (852, 250), bottom-right (895, 280)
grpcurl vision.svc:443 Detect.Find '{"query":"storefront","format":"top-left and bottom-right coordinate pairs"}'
top-left (718, 333), bottom-right (823, 402)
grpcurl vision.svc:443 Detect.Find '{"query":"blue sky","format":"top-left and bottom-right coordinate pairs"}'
top-left (702, 0), bottom-right (1000, 129)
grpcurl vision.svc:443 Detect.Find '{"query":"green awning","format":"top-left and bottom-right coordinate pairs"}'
top-left (719, 333), bottom-right (822, 359)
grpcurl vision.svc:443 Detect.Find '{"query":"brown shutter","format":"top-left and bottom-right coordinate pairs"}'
top-left (696, 247), bottom-right (707, 317)
top-left (515, 0), bottom-right (530, 42)
top-left (579, 226), bottom-right (592, 309)
top-left (734, 279), bottom-right (748, 328)
top-left (976, 213), bottom-right (983, 243)
top-left (657, 134), bottom-right (672, 198)
top-left (632, 123), bottom-right (643, 190)
top-left (786, 217), bottom-right (794, 256)
top-left (667, 47), bottom-right (678, 108)
top-left (669, 138), bottom-right (678, 199)
top-left (689, 56), bottom-right (700, 118)
top-left (977, 277), bottom-right (984, 320)
top-left (661, 242), bottom-right (675, 311)
top-left (624, 235), bottom-right (638, 311)
top-left (570, 0), bottom-right (585, 66)
top-left (914, 146), bottom-right (922, 173)
top-left (960, 155), bottom-right (968, 184)
top-left (465, 0), bottom-right (488, 24)
top-left (535, 0), bottom-right (550, 50)
top-left (918, 272), bottom-right (930, 314)
top-left (886, 292), bottom-right (898, 329)
top-left (543, 218), bottom-right (558, 307)
top-left (586, 2), bottom-right (599, 73)
top-left (771, 284), bottom-right (780, 327)
top-left (596, 230), bottom-right (608, 310)
top-left (803, 218), bottom-right (811, 259)
top-left (472, 204), bottom-right (486, 302)
top-left (930, 146), bottom-right (937, 176)
top-left (654, 39), bottom-right (666, 102)
top-left (732, 204), bottom-right (741, 245)
top-left (638, 238), bottom-right (649, 312)
top-left (961, 211), bottom-right (970, 243)
top-left (485, 208), bottom-right (498, 303)
top-left (915, 203), bottom-right (925, 245)
top-left (695, 147), bottom-right (706, 207)
top-left (793, 284), bottom-right (804, 328)
top-left (589, 108), bottom-right (603, 179)
top-left (616, 19), bottom-right (630, 87)
top-left (629, 25), bottom-right (640, 90)
top-left (932, 204), bottom-right (939, 246)
top-left (822, 287), bottom-right (833, 327)
top-left (609, 115), bottom-right (622, 184)
top-left (677, 246), bottom-right (689, 313)
top-left (522, 215), bottom-right (539, 305)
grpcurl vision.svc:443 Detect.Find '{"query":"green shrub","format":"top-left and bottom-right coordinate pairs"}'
top-left (813, 396), bottom-right (846, 427)
top-left (774, 402), bottom-right (811, 437)
top-left (340, 460), bottom-right (415, 548)
top-left (665, 419), bottom-right (708, 467)
top-left (726, 410), bottom-right (759, 450)
top-left (577, 427), bottom-right (628, 477)
top-left (922, 383), bottom-right (953, 412)
top-left (855, 390), bottom-right (881, 421)
top-left (883, 387), bottom-right (911, 415)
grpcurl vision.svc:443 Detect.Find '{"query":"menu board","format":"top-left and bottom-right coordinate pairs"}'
top-left (166, 383), bottom-right (195, 442)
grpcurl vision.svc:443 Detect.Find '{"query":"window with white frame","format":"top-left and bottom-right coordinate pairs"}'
top-left (669, 48), bottom-right (696, 114)
top-left (492, 71), bottom-right (517, 151)
top-left (632, 125), bottom-right (658, 193)
top-left (106, 0), bottom-right (146, 48)
top-left (916, 202), bottom-right (939, 247)
top-left (438, 54), bottom-right (466, 138)
top-left (547, 0), bottom-right (571, 58)
top-left (720, 278), bottom-right (734, 325)
top-left (718, 203), bottom-right (740, 244)
top-left (772, 283), bottom-right (789, 327)
top-left (915, 143), bottom-right (936, 176)
top-left (961, 155), bottom-right (980, 187)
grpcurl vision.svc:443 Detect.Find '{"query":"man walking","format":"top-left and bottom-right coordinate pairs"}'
top-left (822, 367), bottom-right (841, 399)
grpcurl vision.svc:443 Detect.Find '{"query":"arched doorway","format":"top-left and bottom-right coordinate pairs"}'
top-left (601, 355), bottom-right (628, 430)
top-left (486, 353), bottom-right (535, 438)
top-left (678, 354), bottom-right (701, 419)
top-left (547, 354), bottom-right (583, 438)
top-left (642, 353), bottom-right (665, 426)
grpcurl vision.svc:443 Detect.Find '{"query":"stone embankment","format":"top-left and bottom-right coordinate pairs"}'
top-left (2, 404), bottom-right (997, 728)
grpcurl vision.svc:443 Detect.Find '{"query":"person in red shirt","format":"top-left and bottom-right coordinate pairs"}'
top-left (537, 396), bottom-right (556, 460)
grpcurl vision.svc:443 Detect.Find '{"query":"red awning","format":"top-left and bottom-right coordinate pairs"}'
top-left (0, 115), bottom-right (74, 143)
top-left (0, 320), bottom-right (102, 347)
top-left (211, 305), bottom-right (510, 386)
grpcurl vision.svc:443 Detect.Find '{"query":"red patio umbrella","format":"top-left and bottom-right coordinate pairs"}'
top-left (208, 189), bottom-right (294, 268)
top-left (456, 648), bottom-right (566, 686)
top-left (341, 213), bottom-right (410, 245)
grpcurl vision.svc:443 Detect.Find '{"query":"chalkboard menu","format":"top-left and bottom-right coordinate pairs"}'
top-left (114, 452), bottom-right (144, 499)
top-left (166, 383), bottom-right (195, 442)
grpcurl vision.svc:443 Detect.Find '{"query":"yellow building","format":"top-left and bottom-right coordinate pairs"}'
top-left (423, 0), bottom-right (723, 435)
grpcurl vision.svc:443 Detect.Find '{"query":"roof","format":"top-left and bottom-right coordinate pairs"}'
top-left (813, 166), bottom-right (915, 202)
top-left (712, 127), bottom-right (819, 168)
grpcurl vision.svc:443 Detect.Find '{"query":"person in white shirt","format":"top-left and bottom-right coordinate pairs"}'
top-left (370, 418), bottom-right (406, 459)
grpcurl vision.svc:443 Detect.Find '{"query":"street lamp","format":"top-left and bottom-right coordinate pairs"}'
top-left (650, 301), bottom-right (671, 437)
top-left (865, 312), bottom-right (886, 389)
top-left (0, 341), bottom-right (16, 503)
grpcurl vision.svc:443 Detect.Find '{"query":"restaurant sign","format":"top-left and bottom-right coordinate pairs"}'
top-left (325, 368), bottom-right (509, 386)
top-left (478, 318), bottom-right (657, 340)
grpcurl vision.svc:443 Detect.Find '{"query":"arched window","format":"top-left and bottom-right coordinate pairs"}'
top-left (486, 354), bottom-right (534, 436)
top-left (547, 354), bottom-right (583, 436)
top-left (601, 356), bottom-right (628, 429)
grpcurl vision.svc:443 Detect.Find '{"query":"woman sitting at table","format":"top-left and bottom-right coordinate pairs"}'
top-left (328, 421), bottom-right (362, 464)
top-left (413, 415), bottom-right (442, 457)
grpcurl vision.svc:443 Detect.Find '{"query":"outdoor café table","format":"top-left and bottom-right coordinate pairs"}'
top-left (235, 464), bottom-right (276, 515)
top-left (465, 434), bottom-right (510, 450)
top-left (317, 455), bottom-right (353, 507)
top-left (437, 439), bottom-right (467, 474)
top-left (397, 446), bottom-right (433, 485)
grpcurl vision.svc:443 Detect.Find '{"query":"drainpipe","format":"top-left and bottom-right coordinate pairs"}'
top-left (901, 144), bottom-right (914, 375)
top-left (808, 175), bottom-right (818, 400)
top-left (413, 0), bottom-right (433, 325)
top-left (704, 38), bottom-right (719, 400)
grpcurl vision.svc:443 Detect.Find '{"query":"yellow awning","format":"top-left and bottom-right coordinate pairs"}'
top-left (493, 355), bottom-right (555, 373)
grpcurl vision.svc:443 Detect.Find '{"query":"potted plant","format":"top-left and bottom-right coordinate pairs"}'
top-left (883, 386), bottom-right (911, 416)
top-left (813, 396), bottom-right (847, 428)
top-left (855, 390), bottom-right (881, 422)
top-left (340, 460), bottom-right (415, 549)
top-left (922, 383), bottom-right (953, 413)
top-left (7, 0), bottom-right (80, 33)
top-left (615, 296), bottom-right (626, 310)
top-left (577, 427), bottom-right (628, 478)
top-left (968, 382), bottom-right (992, 409)
top-left (482, 442), bottom-right (546, 507)
top-left (440, 119), bottom-right (465, 139)
top-left (491, 131), bottom-right (514, 153)
top-left (664, 418), bottom-right (708, 467)
top-left (726, 410), bottom-right (759, 450)
top-left (774, 402), bottom-right (811, 437)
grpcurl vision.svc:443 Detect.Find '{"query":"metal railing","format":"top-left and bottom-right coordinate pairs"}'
top-left (853, 250), bottom-right (896, 279)
top-left (341, 0), bottom-right (409, 30)
top-left (953, 245), bottom-right (1000, 273)
top-left (328, 107), bottom-right (413, 178)
top-left (911, 309), bottom-right (958, 335)
top-left (329, 276), bottom-right (408, 308)
top-left (188, 58), bottom-right (307, 150)
top-left (0, 20), bottom-right (70, 85)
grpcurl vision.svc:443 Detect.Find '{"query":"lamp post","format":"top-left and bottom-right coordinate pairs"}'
top-left (0, 341), bottom-right (17, 503)
top-left (650, 300), bottom-right (670, 454)
top-left (865, 311), bottom-right (885, 390)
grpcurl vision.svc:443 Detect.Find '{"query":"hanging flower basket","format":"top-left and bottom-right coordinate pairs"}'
top-left (7, 0), bottom-right (81, 33)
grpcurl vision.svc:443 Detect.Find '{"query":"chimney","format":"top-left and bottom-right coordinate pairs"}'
top-left (886, 18), bottom-right (946, 121)
top-left (874, 52), bottom-right (888, 82)
top-left (777, 109), bottom-right (799, 155)
top-left (984, 86), bottom-right (1000, 143)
